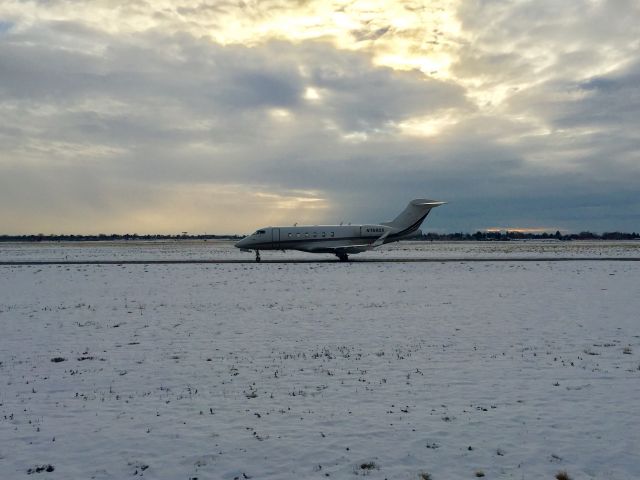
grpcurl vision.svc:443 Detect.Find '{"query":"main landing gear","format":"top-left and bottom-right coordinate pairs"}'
top-left (255, 250), bottom-right (261, 262)
top-left (336, 253), bottom-right (349, 262)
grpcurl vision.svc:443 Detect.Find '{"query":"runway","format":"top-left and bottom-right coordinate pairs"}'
top-left (1, 257), bottom-right (639, 265)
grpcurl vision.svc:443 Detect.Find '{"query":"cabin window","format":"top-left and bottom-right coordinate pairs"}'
top-left (288, 233), bottom-right (292, 238)
top-left (322, 232), bottom-right (326, 237)
top-left (330, 232), bottom-right (335, 237)
top-left (305, 232), bottom-right (310, 238)
top-left (296, 233), bottom-right (300, 238)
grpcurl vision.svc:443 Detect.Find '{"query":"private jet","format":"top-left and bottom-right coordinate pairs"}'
top-left (234, 198), bottom-right (446, 261)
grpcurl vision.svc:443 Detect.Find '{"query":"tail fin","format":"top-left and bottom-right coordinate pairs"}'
top-left (382, 199), bottom-right (446, 236)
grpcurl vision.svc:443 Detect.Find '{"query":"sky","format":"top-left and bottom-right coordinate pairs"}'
top-left (1, 0), bottom-right (639, 234)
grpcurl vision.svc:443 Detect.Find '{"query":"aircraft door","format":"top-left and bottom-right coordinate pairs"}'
top-left (272, 228), bottom-right (280, 248)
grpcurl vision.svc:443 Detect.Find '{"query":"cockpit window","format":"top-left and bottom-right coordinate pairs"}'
top-left (256, 230), bottom-right (266, 235)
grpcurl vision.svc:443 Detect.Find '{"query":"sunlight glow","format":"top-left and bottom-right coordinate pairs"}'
top-left (396, 113), bottom-right (459, 137)
top-left (252, 191), bottom-right (329, 211)
top-left (304, 87), bottom-right (321, 101)
top-left (486, 227), bottom-right (564, 234)
top-left (1, 1), bottom-right (463, 79)
top-left (269, 108), bottom-right (292, 120)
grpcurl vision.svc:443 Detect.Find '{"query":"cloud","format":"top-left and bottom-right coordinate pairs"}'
top-left (0, 1), bottom-right (639, 233)
top-left (0, 19), bottom-right (469, 231)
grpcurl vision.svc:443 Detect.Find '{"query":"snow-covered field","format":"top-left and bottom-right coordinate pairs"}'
top-left (1, 239), bottom-right (640, 262)
top-left (1, 242), bottom-right (639, 479)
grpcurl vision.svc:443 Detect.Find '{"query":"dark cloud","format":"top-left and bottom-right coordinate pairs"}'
top-left (351, 25), bottom-right (390, 42)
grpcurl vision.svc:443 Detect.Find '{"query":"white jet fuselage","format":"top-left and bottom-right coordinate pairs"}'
top-left (234, 199), bottom-right (446, 260)
top-left (235, 224), bottom-right (395, 255)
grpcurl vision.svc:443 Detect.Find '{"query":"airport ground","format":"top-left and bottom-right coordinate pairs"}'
top-left (1, 241), bottom-right (638, 479)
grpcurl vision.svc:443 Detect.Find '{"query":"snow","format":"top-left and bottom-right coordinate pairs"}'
top-left (1, 239), bottom-right (639, 262)
top-left (1, 242), bottom-right (639, 479)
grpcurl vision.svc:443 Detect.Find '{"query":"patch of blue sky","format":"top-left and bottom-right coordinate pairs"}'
top-left (0, 20), bottom-right (14, 34)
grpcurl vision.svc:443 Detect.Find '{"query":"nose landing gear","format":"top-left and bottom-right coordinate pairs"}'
top-left (336, 253), bottom-right (349, 262)
top-left (255, 250), bottom-right (261, 262)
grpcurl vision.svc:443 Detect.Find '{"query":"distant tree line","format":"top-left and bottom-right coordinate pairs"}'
top-left (421, 231), bottom-right (640, 241)
top-left (0, 233), bottom-right (242, 242)
top-left (0, 231), bottom-right (638, 242)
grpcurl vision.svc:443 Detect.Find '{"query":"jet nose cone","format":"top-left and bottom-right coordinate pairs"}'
top-left (234, 237), bottom-right (247, 248)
